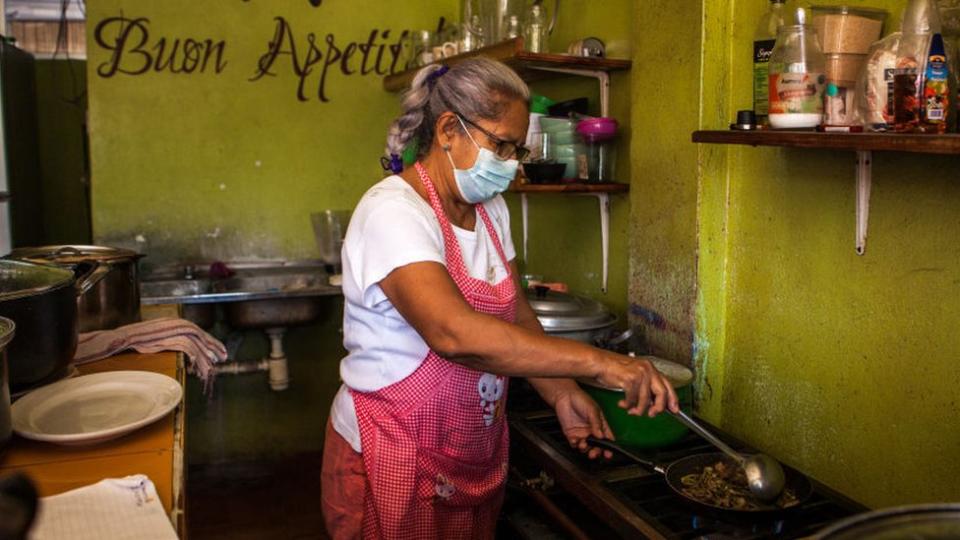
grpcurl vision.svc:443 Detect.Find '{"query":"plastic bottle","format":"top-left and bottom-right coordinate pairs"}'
top-left (893, 0), bottom-right (951, 133)
top-left (768, 9), bottom-right (827, 129)
top-left (754, 0), bottom-right (787, 123)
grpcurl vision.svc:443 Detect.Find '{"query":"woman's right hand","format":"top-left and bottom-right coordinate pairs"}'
top-left (594, 353), bottom-right (680, 417)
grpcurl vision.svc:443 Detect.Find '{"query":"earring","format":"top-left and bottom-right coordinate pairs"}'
top-left (442, 143), bottom-right (452, 151)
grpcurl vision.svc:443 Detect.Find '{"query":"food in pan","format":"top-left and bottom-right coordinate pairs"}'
top-left (680, 458), bottom-right (799, 510)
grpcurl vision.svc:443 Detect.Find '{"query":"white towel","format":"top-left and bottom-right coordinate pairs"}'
top-left (29, 475), bottom-right (177, 540)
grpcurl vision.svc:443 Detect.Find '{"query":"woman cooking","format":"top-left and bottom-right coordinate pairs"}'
top-left (321, 57), bottom-right (679, 539)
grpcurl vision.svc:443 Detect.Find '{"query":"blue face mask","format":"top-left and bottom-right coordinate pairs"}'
top-left (445, 117), bottom-right (519, 204)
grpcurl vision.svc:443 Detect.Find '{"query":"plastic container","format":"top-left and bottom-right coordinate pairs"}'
top-left (894, 0), bottom-right (951, 133)
top-left (576, 118), bottom-right (619, 183)
top-left (543, 141), bottom-right (586, 180)
top-left (825, 52), bottom-right (867, 82)
top-left (812, 6), bottom-right (887, 54)
top-left (768, 12), bottom-right (827, 129)
top-left (755, 0), bottom-right (787, 123)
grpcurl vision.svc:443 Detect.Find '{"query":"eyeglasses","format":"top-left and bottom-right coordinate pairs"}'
top-left (456, 113), bottom-right (530, 161)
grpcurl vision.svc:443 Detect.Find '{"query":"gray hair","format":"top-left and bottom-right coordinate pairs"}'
top-left (385, 57), bottom-right (530, 162)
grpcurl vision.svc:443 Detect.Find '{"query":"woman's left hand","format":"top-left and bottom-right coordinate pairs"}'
top-left (554, 388), bottom-right (614, 460)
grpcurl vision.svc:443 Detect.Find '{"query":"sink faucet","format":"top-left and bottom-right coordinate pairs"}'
top-left (184, 265), bottom-right (195, 280)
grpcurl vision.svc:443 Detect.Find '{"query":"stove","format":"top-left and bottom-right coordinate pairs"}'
top-left (506, 407), bottom-right (867, 540)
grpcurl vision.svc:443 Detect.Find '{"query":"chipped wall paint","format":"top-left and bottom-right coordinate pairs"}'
top-left (628, 0), bottom-right (702, 363)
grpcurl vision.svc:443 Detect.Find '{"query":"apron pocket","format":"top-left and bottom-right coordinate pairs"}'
top-left (417, 447), bottom-right (506, 508)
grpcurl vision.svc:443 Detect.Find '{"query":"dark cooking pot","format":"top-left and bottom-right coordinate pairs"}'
top-left (0, 317), bottom-right (15, 450)
top-left (8, 245), bottom-right (143, 332)
top-left (525, 287), bottom-right (617, 344)
top-left (0, 260), bottom-right (99, 392)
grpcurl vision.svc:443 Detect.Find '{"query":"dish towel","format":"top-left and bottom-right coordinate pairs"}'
top-left (75, 318), bottom-right (227, 391)
top-left (28, 475), bottom-right (177, 540)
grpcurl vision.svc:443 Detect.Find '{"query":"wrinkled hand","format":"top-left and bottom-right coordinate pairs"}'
top-left (595, 353), bottom-right (680, 417)
top-left (555, 388), bottom-right (614, 459)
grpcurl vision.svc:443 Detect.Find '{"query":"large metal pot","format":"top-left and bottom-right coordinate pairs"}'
top-left (0, 260), bottom-right (99, 392)
top-left (0, 317), bottom-right (15, 450)
top-left (8, 245), bottom-right (143, 332)
top-left (525, 287), bottom-right (617, 344)
top-left (580, 357), bottom-right (695, 448)
top-left (815, 504), bottom-right (960, 539)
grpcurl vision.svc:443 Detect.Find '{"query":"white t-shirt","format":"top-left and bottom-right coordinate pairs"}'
top-left (331, 175), bottom-right (516, 452)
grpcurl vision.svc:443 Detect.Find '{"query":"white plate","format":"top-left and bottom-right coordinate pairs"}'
top-left (11, 370), bottom-right (183, 446)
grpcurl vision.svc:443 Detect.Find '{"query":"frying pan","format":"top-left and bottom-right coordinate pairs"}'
top-left (587, 438), bottom-right (814, 514)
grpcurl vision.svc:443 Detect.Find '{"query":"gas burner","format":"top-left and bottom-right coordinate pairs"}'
top-left (507, 408), bottom-right (866, 539)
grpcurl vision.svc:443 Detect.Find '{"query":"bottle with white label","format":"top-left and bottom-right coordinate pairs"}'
top-left (754, 0), bottom-right (786, 124)
top-left (768, 9), bottom-right (827, 129)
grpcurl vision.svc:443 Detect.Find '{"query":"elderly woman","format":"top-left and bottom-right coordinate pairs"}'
top-left (321, 57), bottom-right (679, 539)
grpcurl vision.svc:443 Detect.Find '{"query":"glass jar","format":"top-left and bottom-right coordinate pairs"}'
top-left (768, 23), bottom-right (827, 129)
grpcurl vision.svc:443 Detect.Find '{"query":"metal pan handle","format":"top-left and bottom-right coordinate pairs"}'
top-left (72, 260), bottom-right (111, 296)
top-left (585, 437), bottom-right (664, 474)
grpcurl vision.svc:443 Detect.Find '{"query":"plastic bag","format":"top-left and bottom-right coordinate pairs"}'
top-left (857, 32), bottom-right (903, 131)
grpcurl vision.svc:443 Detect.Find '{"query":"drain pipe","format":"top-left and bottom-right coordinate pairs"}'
top-left (265, 327), bottom-right (289, 391)
top-left (212, 327), bottom-right (290, 391)
top-left (214, 359), bottom-right (270, 375)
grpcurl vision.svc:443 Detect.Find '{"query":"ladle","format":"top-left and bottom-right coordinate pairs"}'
top-left (671, 409), bottom-right (786, 501)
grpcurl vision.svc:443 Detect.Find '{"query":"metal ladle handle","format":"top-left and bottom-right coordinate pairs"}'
top-left (671, 409), bottom-right (745, 465)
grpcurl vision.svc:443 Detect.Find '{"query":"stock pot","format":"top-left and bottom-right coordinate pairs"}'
top-left (524, 287), bottom-right (616, 344)
top-left (8, 245), bottom-right (143, 332)
top-left (0, 260), bottom-right (101, 392)
top-left (0, 317), bottom-right (14, 449)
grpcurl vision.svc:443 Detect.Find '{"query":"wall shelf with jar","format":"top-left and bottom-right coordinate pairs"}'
top-left (384, 36), bottom-right (632, 293)
top-left (382, 37), bottom-right (631, 94)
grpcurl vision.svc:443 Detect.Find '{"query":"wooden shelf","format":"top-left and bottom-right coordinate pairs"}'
top-left (510, 182), bottom-right (629, 194)
top-left (692, 130), bottom-right (960, 155)
top-left (384, 38), bottom-right (632, 93)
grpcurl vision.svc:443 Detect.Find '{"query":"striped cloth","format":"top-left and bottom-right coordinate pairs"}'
top-left (75, 318), bottom-right (227, 390)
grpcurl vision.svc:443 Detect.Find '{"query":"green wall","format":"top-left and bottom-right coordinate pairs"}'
top-left (632, 0), bottom-right (960, 508)
top-left (87, 0), bottom-right (456, 267)
top-left (86, 0), bottom-right (456, 462)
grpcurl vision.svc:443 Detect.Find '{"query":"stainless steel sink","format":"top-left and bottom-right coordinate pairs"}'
top-left (141, 278), bottom-right (212, 300)
top-left (217, 271), bottom-right (334, 329)
top-left (139, 264), bottom-right (341, 330)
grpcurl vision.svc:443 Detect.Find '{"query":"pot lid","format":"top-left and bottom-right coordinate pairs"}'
top-left (9, 245), bottom-right (142, 265)
top-left (0, 260), bottom-right (75, 302)
top-left (525, 287), bottom-right (616, 332)
top-left (580, 356), bottom-right (694, 390)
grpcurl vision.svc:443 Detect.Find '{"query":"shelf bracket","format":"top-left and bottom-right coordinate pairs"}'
top-left (528, 67), bottom-right (611, 117)
top-left (855, 150), bottom-right (872, 256)
top-left (518, 192), bottom-right (611, 293)
top-left (586, 192), bottom-right (611, 293)
top-left (521, 193), bottom-right (529, 261)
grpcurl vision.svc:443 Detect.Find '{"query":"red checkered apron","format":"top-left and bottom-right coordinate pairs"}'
top-left (350, 162), bottom-right (517, 539)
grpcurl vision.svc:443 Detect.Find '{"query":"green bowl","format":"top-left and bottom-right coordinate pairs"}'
top-left (581, 358), bottom-right (695, 448)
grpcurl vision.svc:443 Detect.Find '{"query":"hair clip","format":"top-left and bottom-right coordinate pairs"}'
top-left (380, 154), bottom-right (403, 174)
top-left (426, 65), bottom-right (449, 88)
